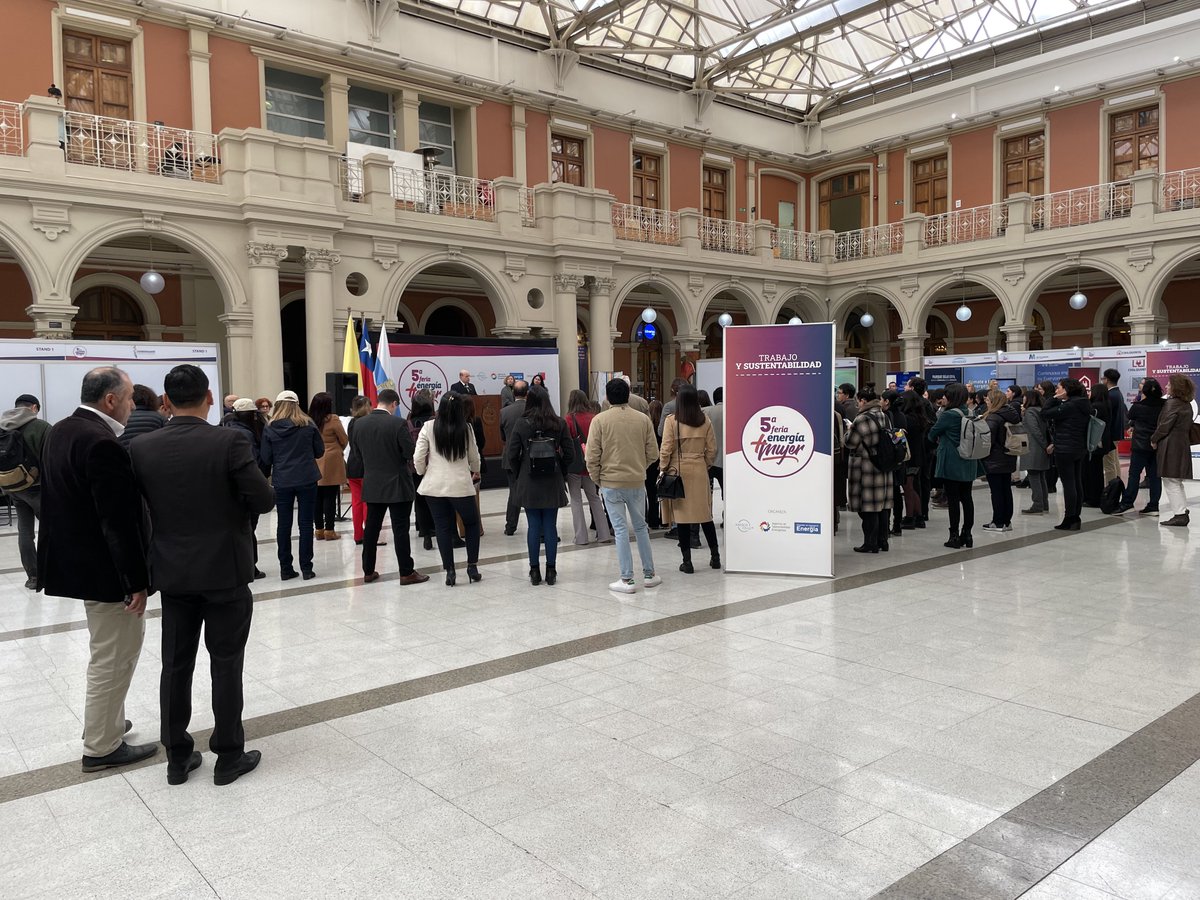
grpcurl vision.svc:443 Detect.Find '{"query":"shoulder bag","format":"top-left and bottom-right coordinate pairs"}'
top-left (656, 417), bottom-right (686, 499)
top-left (565, 415), bottom-right (588, 475)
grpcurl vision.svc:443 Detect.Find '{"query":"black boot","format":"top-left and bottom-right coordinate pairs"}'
top-left (960, 529), bottom-right (973, 548)
top-left (423, 535), bottom-right (433, 551)
top-left (545, 565), bottom-right (557, 586)
top-left (944, 529), bottom-right (963, 549)
top-left (709, 552), bottom-right (721, 570)
top-left (530, 566), bottom-right (542, 585)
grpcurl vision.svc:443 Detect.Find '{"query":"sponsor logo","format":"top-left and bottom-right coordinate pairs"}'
top-left (397, 360), bottom-right (448, 410)
top-left (740, 405), bottom-right (815, 478)
top-left (736, 519), bottom-right (753, 533)
top-left (72, 346), bottom-right (87, 359)
top-left (794, 522), bottom-right (822, 535)
top-left (758, 521), bottom-right (771, 532)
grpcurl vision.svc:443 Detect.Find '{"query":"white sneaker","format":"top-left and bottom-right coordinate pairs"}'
top-left (609, 579), bottom-right (638, 593)
top-left (981, 523), bottom-right (1003, 532)
top-left (1001, 524), bottom-right (1013, 532)
top-left (643, 574), bottom-right (662, 588)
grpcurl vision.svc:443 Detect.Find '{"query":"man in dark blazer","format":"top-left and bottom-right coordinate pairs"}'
top-left (131, 365), bottom-right (275, 786)
top-left (450, 370), bottom-right (478, 395)
top-left (355, 388), bottom-right (429, 585)
top-left (38, 366), bottom-right (158, 773)
top-left (498, 380), bottom-right (528, 536)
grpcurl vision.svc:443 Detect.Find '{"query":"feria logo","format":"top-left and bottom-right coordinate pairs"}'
top-left (398, 360), bottom-right (448, 411)
top-left (740, 404), bottom-right (815, 478)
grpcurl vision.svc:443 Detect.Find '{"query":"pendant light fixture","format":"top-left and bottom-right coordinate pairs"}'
top-left (1069, 268), bottom-right (1087, 310)
top-left (140, 235), bottom-right (165, 295)
top-left (858, 310), bottom-right (874, 329)
top-left (955, 278), bottom-right (972, 322)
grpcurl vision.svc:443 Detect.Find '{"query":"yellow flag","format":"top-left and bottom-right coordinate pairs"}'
top-left (341, 313), bottom-right (359, 390)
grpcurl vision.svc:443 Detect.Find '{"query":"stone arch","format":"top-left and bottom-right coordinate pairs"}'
top-left (910, 271), bottom-right (1014, 335)
top-left (56, 219), bottom-right (247, 313)
top-left (828, 284), bottom-right (903, 330)
top-left (986, 302), bottom-right (1055, 350)
top-left (927, 307), bottom-right (956, 352)
top-left (1093, 290), bottom-right (1132, 346)
top-left (1014, 257), bottom-right (1140, 326)
top-left (419, 297), bottom-right (486, 337)
top-left (770, 288), bottom-right (825, 324)
top-left (69, 272), bottom-right (163, 331)
top-left (698, 281), bottom-right (768, 326)
top-left (0, 218), bottom-right (53, 299)
top-left (280, 289), bottom-right (305, 308)
top-left (393, 300), bottom-right (418, 333)
top-left (611, 272), bottom-right (693, 337)
top-left (383, 252), bottom-right (517, 331)
top-left (1142, 243), bottom-right (1200, 318)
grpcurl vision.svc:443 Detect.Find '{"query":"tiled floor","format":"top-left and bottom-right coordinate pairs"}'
top-left (1, 481), bottom-right (1198, 899)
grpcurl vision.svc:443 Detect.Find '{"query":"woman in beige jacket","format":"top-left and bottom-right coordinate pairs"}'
top-left (659, 385), bottom-right (718, 573)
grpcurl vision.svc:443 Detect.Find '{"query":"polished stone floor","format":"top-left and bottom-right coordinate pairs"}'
top-left (0, 480), bottom-right (1198, 899)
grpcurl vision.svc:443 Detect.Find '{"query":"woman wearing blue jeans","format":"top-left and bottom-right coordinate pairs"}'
top-left (1118, 378), bottom-right (1165, 514)
top-left (260, 390), bottom-right (323, 580)
top-left (504, 385), bottom-right (574, 586)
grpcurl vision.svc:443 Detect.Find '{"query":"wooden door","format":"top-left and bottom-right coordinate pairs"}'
top-left (912, 155), bottom-right (948, 215)
top-left (551, 133), bottom-right (585, 186)
top-left (63, 31), bottom-right (133, 166)
top-left (702, 166), bottom-right (727, 219)
top-left (632, 152), bottom-right (661, 209)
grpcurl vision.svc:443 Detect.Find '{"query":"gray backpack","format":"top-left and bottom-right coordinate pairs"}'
top-left (953, 409), bottom-right (991, 460)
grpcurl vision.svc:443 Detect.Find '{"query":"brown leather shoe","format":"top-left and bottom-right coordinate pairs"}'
top-left (363, 572), bottom-right (380, 584)
top-left (325, 531), bottom-right (340, 541)
top-left (314, 530), bottom-right (327, 541)
top-left (399, 571), bottom-right (429, 586)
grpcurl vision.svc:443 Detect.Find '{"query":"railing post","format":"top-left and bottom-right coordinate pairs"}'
top-left (361, 154), bottom-right (395, 218)
top-left (491, 176), bottom-right (523, 235)
top-left (1005, 192), bottom-right (1031, 245)
top-left (1129, 168), bottom-right (1158, 221)
top-left (901, 214), bottom-right (924, 259)
top-left (23, 96), bottom-right (66, 177)
top-left (818, 230), bottom-right (836, 264)
top-left (755, 220), bottom-right (774, 263)
top-left (680, 208), bottom-right (701, 257)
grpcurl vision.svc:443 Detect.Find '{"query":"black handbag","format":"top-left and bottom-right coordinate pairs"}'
top-left (656, 418), bottom-right (686, 500)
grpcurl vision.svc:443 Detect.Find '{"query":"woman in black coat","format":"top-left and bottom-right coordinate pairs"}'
top-left (898, 392), bottom-right (931, 529)
top-left (1118, 378), bottom-right (1165, 515)
top-left (1041, 378), bottom-right (1091, 530)
top-left (981, 389), bottom-right (1020, 532)
top-left (119, 384), bottom-right (166, 448)
top-left (881, 390), bottom-right (908, 536)
top-left (1084, 383), bottom-right (1111, 507)
top-left (504, 386), bottom-right (573, 585)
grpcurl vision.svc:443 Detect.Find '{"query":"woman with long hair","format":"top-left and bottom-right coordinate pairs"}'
top-left (645, 399), bottom-right (664, 529)
top-left (406, 393), bottom-right (436, 550)
top-left (414, 392), bottom-right (482, 585)
top-left (1084, 382), bottom-right (1112, 507)
top-left (981, 389), bottom-right (1020, 532)
top-left (1041, 377), bottom-right (1091, 530)
top-left (505, 385), bottom-right (573, 585)
top-left (308, 392), bottom-right (349, 540)
top-left (1020, 390), bottom-right (1051, 515)
top-left (659, 385), bottom-right (719, 572)
top-left (927, 383), bottom-right (982, 549)
top-left (1118, 377), bottom-right (1165, 515)
top-left (1151, 374), bottom-right (1196, 527)
top-left (261, 390), bottom-right (324, 579)
top-left (345, 395), bottom-right (372, 544)
top-left (844, 384), bottom-right (894, 553)
top-left (458, 396), bottom-right (487, 542)
top-left (565, 389), bottom-right (613, 545)
top-left (898, 392), bottom-right (932, 529)
top-left (880, 389), bottom-right (908, 537)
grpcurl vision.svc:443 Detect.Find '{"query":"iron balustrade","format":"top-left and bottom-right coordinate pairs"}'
top-left (518, 187), bottom-right (536, 227)
top-left (63, 112), bottom-right (220, 182)
top-left (392, 167), bottom-right (495, 221)
top-left (0, 101), bottom-right (23, 156)
top-left (611, 203), bottom-right (681, 245)
top-left (340, 158), bottom-right (365, 201)
top-left (699, 216), bottom-right (754, 254)
top-left (771, 227), bottom-right (819, 261)
top-left (1030, 181), bottom-right (1133, 230)
top-left (834, 223), bottom-right (903, 260)
top-left (923, 203), bottom-right (1006, 246)
top-left (1160, 167), bottom-right (1200, 211)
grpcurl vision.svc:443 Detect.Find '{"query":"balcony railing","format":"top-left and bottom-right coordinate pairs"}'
top-left (1031, 181), bottom-right (1132, 230)
top-left (392, 168), bottom-right (494, 221)
top-left (1161, 167), bottom-right (1200, 212)
top-left (700, 216), bottom-right (754, 254)
top-left (518, 186), bottom-right (536, 227)
top-left (835, 223), bottom-right (903, 261)
top-left (772, 228), bottom-right (818, 262)
top-left (0, 101), bottom-right (23, 156)
top-left (923, 203), bottom-right (1005, 247)
top-left (340, 158), bottom-right (364, 201)
top-left (612, 203), bottom-right (680, 245)
top-left (63, 112), bottom-right (220, 182)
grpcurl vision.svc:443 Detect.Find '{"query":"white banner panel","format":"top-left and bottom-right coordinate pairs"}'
top-left (380, 339), bottom-right (559, 411)
top-left (723, 323), bottom-right (834, 577)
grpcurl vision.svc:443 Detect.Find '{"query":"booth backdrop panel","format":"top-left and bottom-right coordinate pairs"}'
top-left (834, 357), bottom-right (860, 390)
top-left (924, 367), bottom-right (962, 388)
top-left (695, 358), bottom-right (723, 397)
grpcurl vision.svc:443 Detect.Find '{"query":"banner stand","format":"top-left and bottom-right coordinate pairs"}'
top-left (723, 323), bottom-right (835, 578)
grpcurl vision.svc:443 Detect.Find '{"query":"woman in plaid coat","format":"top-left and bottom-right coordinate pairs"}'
top-left (844, 384), bottom-right (894, 554)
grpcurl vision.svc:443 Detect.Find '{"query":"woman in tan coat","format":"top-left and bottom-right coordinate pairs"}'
top-left (1151, 373), bottom-right (1196, 527)
top-left (309, 391), bottom-right (348, 540)
top-left (659, 385), bottom-right (718, 573)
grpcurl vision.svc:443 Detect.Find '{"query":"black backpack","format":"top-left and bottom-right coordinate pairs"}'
top-left (527, 430), bottom-right (558, 476)
top-left (0, 428), bottom-right (38, 493)
top-left (1100, 477), bottom-right (1124, 515)
top-left (866, 413), bottom-right (904, 474)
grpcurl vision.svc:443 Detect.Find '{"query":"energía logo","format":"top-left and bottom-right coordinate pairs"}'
top-left (740, 405), bottom-right (815, 478)
top-left (398, 360), bottom-right (448, 410)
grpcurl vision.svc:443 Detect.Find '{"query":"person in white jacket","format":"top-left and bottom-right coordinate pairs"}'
top-left (414, 393), bottom-right (481, 586)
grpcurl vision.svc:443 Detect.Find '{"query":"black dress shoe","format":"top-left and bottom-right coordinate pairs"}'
top-left (167, 751), bottom-right (203, 785)
top-left (453, 537), bottom-right (467, 548)
top-left (852, 545), bottom-right (878, 553)
top-left (253, 567), bottom-right (266, 580)
top-left (504, 528), bottom-right (516, 536)
top-left (81, 741), bottom-right (158, 773)
top-left (214, 750), bottom-right (261, 786)
top-left (280, 569), bottom-right (299, 581)
top-left (423, 536), bottom-right (434, 551)
top-left (301, 570), bottom-right (316, 581)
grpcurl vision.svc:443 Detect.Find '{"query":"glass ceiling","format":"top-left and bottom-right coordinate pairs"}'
top-left (413, 0), bottom-right (1141, 115)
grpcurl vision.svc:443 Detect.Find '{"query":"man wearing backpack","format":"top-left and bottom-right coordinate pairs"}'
top-left (0, 394), bottom-right (51, 590)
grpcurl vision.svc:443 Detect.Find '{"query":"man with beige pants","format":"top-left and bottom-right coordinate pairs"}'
top-left (38, 366), bottom-right (158, 773)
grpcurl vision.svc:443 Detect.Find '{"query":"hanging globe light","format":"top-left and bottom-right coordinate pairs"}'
top-left (955, 303), bottom-right (972, 322)
top-left (788, 316), bottom-right (803, 325)
top-left (1069, 291), bottom-right (1088, 310)
top-left (718, 312), bottom-right (734, 327)
top-left (640, 307), bottom-right (657, 324)
top-left (858, 311), bottom-right (874, 328)
top-left (140, 270), bottom-right (165, 295)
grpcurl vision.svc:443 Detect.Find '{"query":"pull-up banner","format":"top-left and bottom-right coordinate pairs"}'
top-left (723, 323), bottom-right (834, 577)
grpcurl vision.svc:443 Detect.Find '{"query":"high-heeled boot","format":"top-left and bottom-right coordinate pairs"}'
top-left (709, 551), bottom-right (721, 570)
top-left (545, 565), bottom-right (557, 585)
top-left (944, 529), bottom-right (963, 549)
top-left (959, 530), bottom-right (973, 548)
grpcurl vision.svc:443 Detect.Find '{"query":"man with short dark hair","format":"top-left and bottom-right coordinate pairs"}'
top-left (587, 378), bottom-right (660, 593)
top-left (355, 388), bottom-right (428, 585)
top-left (39, 366), bottom-right (158, 773)
top-left (499, 380), bottom-right (528, 536)
top-left (1103, 369), bottom-right (1127, 485)
top-left (836, 383), bottom-right (858, 424)
top-left (131, 365), bottom-right (275, 786)
top-left (0, 393), bottom-right (51, 590)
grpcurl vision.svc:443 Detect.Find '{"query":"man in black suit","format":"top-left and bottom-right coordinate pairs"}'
top-left (355, 388), bottom-right (429, 586)
top-left (38, 366), bottom-right (158, 773)
top-left (498, 380), bottom-right (528, 536)
top-left (131, 365), bottom-right (275, 786)
top-left (450, 370), bottom-right (477, 395)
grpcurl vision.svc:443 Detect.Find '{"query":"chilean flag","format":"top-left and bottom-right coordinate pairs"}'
top-left (358, 315), bottom-right (377, 405)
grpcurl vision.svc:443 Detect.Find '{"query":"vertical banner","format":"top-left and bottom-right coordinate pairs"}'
top-left (1147, 350), bottom-right (1200, 479)
top-left (724, 323), bottom-right (834, 577)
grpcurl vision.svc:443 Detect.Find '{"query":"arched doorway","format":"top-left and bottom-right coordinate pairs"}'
top-left (700, 290), bottom-right (754, 359)
top-left (425, 304), bottom-right (478, 337)
top-left (924, 316), bottom-right (949, 356)
top-left (280, 298), bottom-right (308, 406)
top-left (397, 263), bottom-right (499, 339)
top-left (614, 284), bottom-right (681, 403)
top-left (920, 280), bottom-right (1003, 355)
top-left (73, 285), bottom-right (145, 340)
top-left (1020, 265), bottom-right (1135, 350)
top-left (1151, 252), bottom-right (1200, 344)
top-left (1104, 299), bottom-right (1131, 346)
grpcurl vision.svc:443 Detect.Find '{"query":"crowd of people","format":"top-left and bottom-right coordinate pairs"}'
top-left (0, 360), bottom-right (1192, 784)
